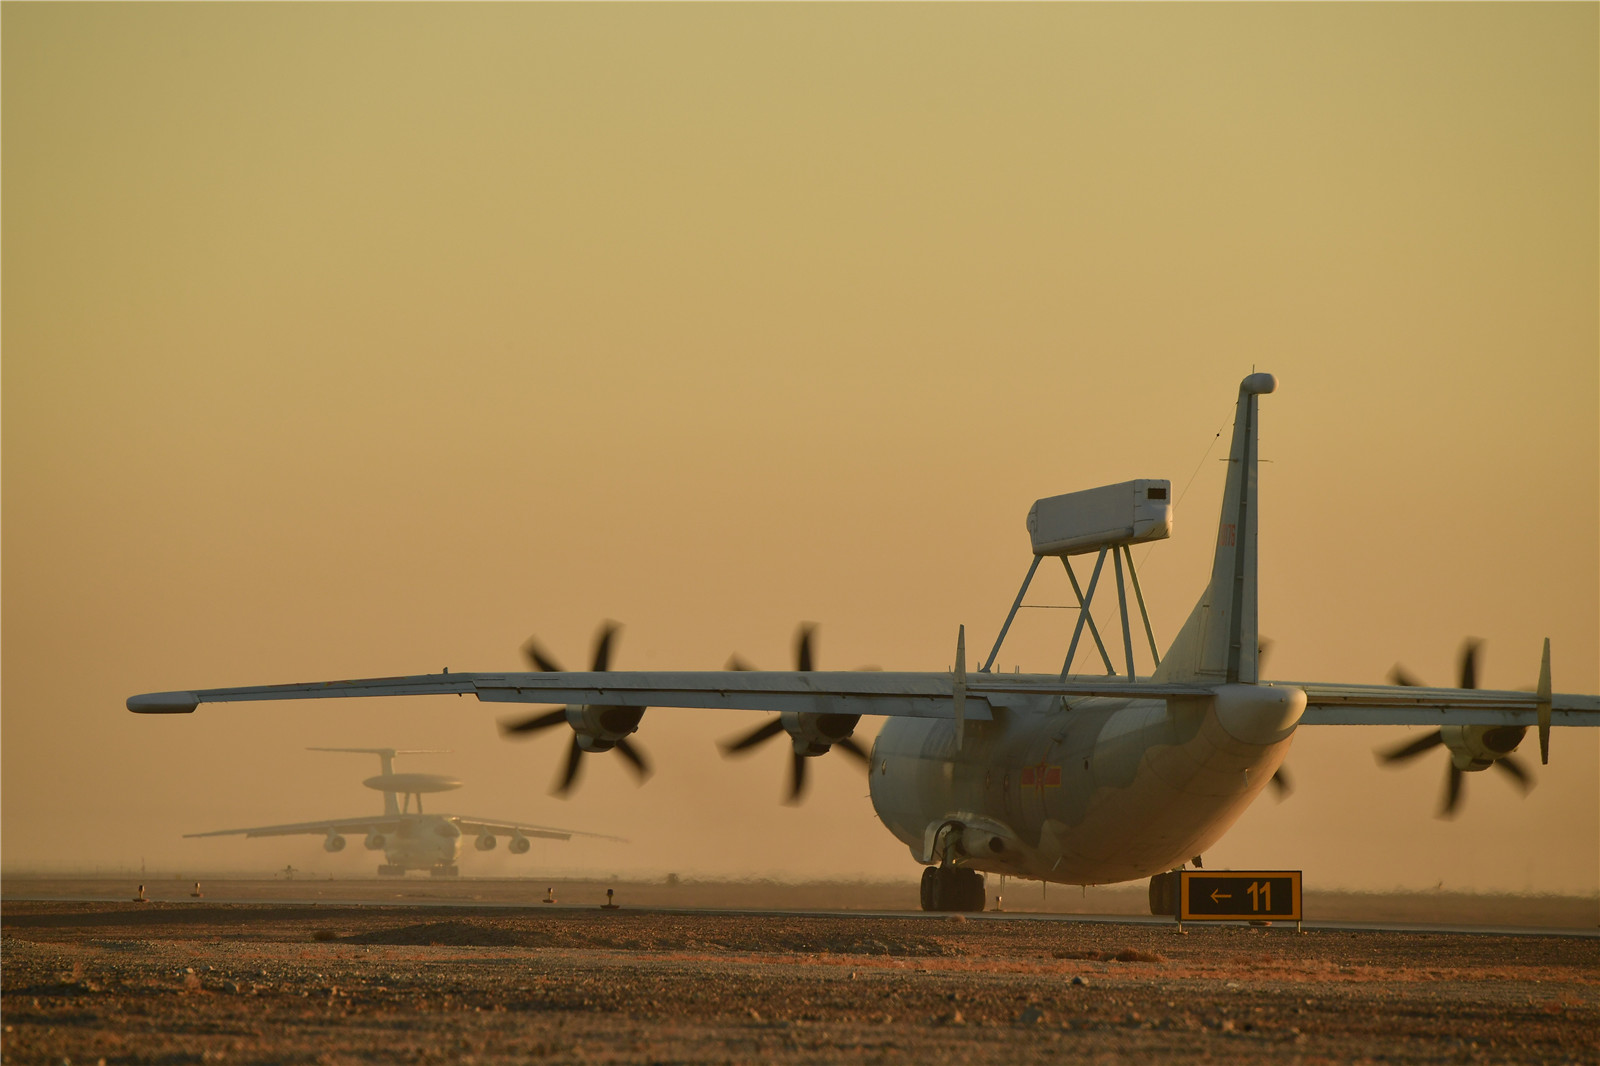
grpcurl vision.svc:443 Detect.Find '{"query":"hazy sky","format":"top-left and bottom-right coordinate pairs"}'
top-left (4, 4), bottom-right (1595, 894)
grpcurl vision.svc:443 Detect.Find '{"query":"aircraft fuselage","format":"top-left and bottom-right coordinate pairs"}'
top-left (372, 814), bottom-right (463, 871)
top-left (868, 681), bottom-right (1303, 885)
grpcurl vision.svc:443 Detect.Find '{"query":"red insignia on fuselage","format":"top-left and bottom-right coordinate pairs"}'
top-left (1020, 762), bottom-right (1061, 792)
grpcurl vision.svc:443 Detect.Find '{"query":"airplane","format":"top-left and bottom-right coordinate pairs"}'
top-left (184, 747), bottom-right (625, 877)
top-left (130, 374), bottom-right (1599, 910)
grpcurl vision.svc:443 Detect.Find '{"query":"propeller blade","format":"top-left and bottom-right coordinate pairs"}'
top-left (1536, 637), bottom-right (1552, 766)
top-left (614, 737), bottom-right (653, 782)
top-left (725, 654), bottom-right (757, 672)
top-left (522, 638), bottom-right (563, 673)
top-left (835, 736), bottom-right (872, 767)
top-left (1378, 730), bottom-right (1445, 764)
top-left (591, 621), bottom-right (619, 672)
top-left (1458, 639), bottom-right (1481, 690)
top-left (786, 751), bottom-right (808, 804)
top-left (554, 736), bottom-right (584, 796)
top-left (720, 717), bottom-right (786, 756)
top-left (500, 707), bottom-right (569, 736)
top-left (1494, 755), bottom-right (1533, 793)
top-left (1440, 764), bottom-right (1463, 818)
top-left (1388, 665), bottom-right (1425, 688)
top-left (796, 623), bottom-right (816, 672)
top-left (1268, 765), bottom-right (1292, 799)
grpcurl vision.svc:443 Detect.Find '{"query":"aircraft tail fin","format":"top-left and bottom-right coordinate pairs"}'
top-left (1152, 373), bottom-right (1276, 684)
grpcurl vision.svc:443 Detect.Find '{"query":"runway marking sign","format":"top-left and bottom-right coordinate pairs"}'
top-left (1179, 870), bottom-right (1301, 921)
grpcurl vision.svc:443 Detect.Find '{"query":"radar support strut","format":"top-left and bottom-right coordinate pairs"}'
top-left (982, 545), bottom-right (1162, 680)
top-left (983, 478), bottom-right (1171, 679)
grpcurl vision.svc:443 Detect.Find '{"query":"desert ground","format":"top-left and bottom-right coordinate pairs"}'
top-left (3, 878), bottom-right (1597, 1065)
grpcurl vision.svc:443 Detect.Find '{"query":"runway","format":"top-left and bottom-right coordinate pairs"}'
top-left (5, 895), bottom-right (1594, 941)
top-left (6, 875), bottom-right (1597, 937)
top-left (4, 880), bottom-right (1597, 1064)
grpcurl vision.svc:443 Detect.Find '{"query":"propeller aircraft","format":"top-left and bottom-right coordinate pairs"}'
top-left (184, 747), bottom-right (624, 876)
top-left (131, 374), bottom-right (1599, 910)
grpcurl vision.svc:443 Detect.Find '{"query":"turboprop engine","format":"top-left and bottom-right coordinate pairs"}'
top-left (475, 833), bottom-right (498, 851)
top-left (720, 709), bottom-right (871, 802)
top-left (1442, 723), bottom-right (1528, 770)
top-left (781, 710), bottom-right (862, 756)
top-left (718, 625), bottom-right (872, 802)
top-left (508, 834), bottom-right (531, 854)
top-left (1380, 641), bottom-right (1537, 817)
top-left (363, 832), bottom-right (387, 851)
top-left (323, 833), bottom-right (346, 853)
top-left (498, 623), bottom-right (653, 795)
top-left (562, 704), bottom-right (646, 753)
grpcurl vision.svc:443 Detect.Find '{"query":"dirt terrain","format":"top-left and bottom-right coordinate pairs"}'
top-left (4, 896), bottom-right (1597, 1065)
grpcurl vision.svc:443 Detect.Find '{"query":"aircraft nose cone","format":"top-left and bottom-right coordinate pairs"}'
top-left (1214, 684), bottom-right (1305, 745)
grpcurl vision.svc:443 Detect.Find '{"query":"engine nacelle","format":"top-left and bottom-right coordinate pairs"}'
top-left (1442, 723), bottom-right (1526, 771)
top-left (779, 711), bottom-right (862, 756)
top-left (564, 704), bottom-right (645, 753)
top-left (508, 833), bottom-right (531, 854)
top-left (475, 833), bottom-right (498, 851)
top-left (323, 833), bottom-right (346, 853)
top-left (363, 833), bottom-right (387, 851)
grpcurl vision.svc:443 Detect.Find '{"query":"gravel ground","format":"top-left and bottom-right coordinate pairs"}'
top-left (3, 901), bottom-right (1597, 1064)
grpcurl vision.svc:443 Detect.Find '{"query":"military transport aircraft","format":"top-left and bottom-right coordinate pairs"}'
top-left (131, 374), bottom-right (1599, 910)
top-left (184, 747), bottom-right (624, 876)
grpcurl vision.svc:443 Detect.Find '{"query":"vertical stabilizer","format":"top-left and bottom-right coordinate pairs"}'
top-left (1153, 373), bottom-right (1276, 684)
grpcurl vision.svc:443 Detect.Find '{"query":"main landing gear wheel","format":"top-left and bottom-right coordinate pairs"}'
top-left (377, 864), bottom-right (406, 877)
top-left (920, 866), bottom-right (986, 912)
top-left (429, 865), bottom-right (461, 878)
top-left (1148, 871), bottom-right (1179, 916)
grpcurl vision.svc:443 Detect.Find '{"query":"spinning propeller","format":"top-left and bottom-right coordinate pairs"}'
top-left (1377, 640), bottom-right (1532, 818)
top-left (499, 621), bottom-right (652, 796)
top-left (719, 624), bottom-right (871, 803)
top-left (1256, 637), bottom-right (1292, 800)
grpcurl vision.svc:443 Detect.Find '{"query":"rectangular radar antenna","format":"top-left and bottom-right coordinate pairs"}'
top-left (981, 479), bottom-right (1171, 680)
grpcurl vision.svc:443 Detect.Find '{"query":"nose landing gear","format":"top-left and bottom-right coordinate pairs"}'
top-left (920, 865), bottom-right (986, 912)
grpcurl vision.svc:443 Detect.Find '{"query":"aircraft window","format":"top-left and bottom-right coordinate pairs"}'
top-left (1147, 487), bottom-right (1168, 500)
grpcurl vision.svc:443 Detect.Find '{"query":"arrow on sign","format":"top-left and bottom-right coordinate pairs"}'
top-left (1210, 890), bottom-right (1232, 902)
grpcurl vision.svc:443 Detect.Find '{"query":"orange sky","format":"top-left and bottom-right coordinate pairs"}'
top-left (4, 4), bottom-right (1595, 894)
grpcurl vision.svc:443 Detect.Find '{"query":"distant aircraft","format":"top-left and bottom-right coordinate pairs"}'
top-left (184, 748), bottom-right (624, 876)
top-left (133, 375), bottom-right (1599, 909)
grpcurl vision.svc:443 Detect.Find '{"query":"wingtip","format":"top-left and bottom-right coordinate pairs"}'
top-left (128, 691), bottom-right (199, 714)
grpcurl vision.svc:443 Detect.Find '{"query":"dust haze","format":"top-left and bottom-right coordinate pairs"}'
top-left (3, 5), bottom-right (1595, 897)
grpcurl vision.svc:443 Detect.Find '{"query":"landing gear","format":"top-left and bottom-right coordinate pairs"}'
top-left (377, 864), bottom-right (406, 877)
top-left (920, 866), bottom-right (986, 912)
top-left (1148, 870), bottom-right (1179, 916)
top-left (429, 865), bottom-right (460, 878)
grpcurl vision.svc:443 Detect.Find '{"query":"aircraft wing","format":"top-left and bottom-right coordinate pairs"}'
top-left (184, 816), bottom-right (399, 839)
top-left (129, 670), bottom-right (1217, 718)
top-left (449, 816), bottom-right (628, 843)
top-left (1292, 682), bottom-right (1600, 727)
top-left (128, 669), bottom-right (1599, 728)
